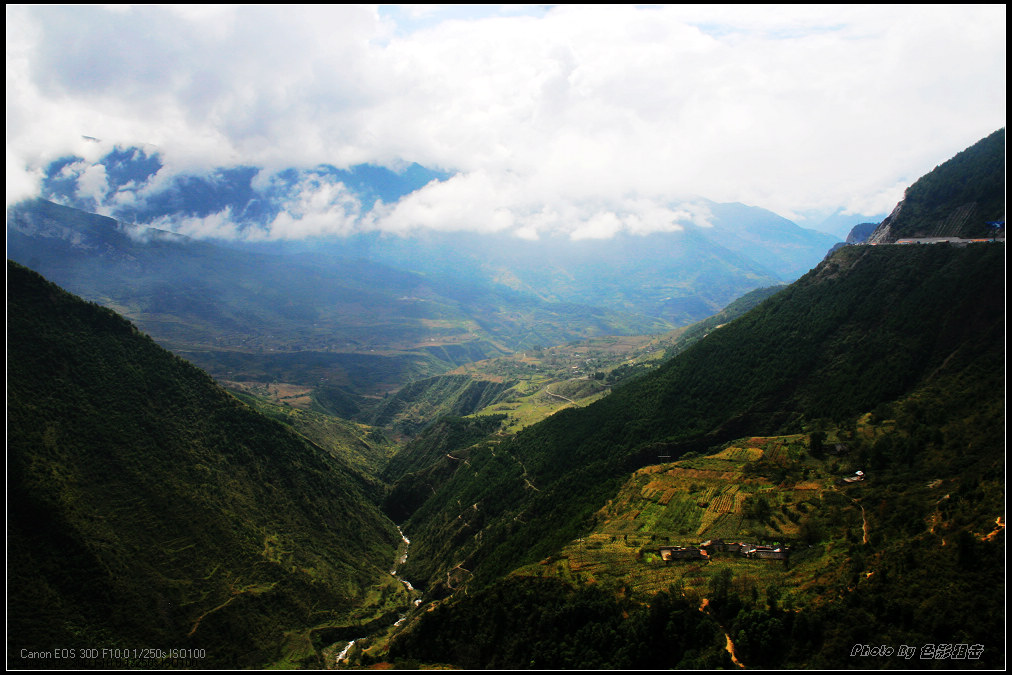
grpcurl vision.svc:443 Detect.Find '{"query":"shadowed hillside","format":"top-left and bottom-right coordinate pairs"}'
top-left (6, 262), bottom-right (411, 669)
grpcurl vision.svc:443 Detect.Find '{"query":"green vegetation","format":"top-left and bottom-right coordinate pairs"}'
top-left (874, 127), bottom-right (1005, 241)
top-left (380, 242), bottom-right (1004, 669)
top-left (6, 130), bottom-right (1005, 671)
top-left (380, 333), bottom-right (674, 434)
top-left (392, 243), bottom-right (1003, 588)
top-left (370, 374), bottom-right (517, 435)
top-left (387, 578), bottom-right (731, 669)
top-left (6, 262), bottom-right (413, 669)
top-left (227, 388), bottom-right (398, 485)
top-left (662, 284), bottom-right (785, 361)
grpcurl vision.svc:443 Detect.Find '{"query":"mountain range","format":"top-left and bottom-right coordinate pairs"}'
top-left (8, 167), bottom-right (841, 414)
top-left (5, 128), bottom-right (1005, 669)
top-left (28, 143), bottom-right (841, 306)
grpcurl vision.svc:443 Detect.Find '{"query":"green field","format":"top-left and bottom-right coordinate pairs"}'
top-left (446, 333), bottom-right (682, 432)
top-left (510, 433), bottom-right (867, 609)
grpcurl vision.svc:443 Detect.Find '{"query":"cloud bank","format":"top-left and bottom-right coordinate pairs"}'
top-left (6, 4), bottom-right (1006, 239)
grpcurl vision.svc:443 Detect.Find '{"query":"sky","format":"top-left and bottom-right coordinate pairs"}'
top-left (5, 4), bottom-right (1006, 240)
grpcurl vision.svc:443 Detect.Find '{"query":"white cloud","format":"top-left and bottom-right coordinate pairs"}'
top-left (76, 163), bottom-right (110, 204)
top-left (158, 173), bottom-right (373, 241)
top-left (377, 171), bottom-right (517, 235)
top-left (264, 175), bottom-right (369, 239)
top-left (156, 208), bottom-right (245, 241)
top-left (6, 150), bottom-right (42, 205)
top-left (570, 211), bottom-right (623, 241)
top-left (5, 4), bottom-right (1006, 237)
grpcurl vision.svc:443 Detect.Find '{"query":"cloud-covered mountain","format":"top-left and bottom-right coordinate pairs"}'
top-left (7, 198), bottom-right (678, 402)
top-left (37, 144), bottom-right (761, 242)
top-left (37, 146), bottom-right (452, 238)
top-left (29, 145), bottom-right (838, 320)
top-left (7, 172), bottom-right (840, 420)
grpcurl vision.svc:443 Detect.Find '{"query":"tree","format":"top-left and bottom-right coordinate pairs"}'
top-left (809, 431), bottom-right (827, 458)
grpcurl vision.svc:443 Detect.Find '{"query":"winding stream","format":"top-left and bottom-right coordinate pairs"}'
top-left (392, 527), bottom-right (423, 606)
top-left (335, 526), bottom-right (418, 667)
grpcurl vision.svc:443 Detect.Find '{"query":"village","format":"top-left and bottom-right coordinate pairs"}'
top-left (659, 538), bottom-right (789, 562)
top-left (656, 469), bottom-right (869, 563)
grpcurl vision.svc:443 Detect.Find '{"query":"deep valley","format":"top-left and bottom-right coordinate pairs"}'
top-left (6, 129), bottom-right (1005, 670)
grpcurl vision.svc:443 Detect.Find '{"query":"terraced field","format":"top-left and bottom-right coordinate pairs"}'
top-left (223, 380), bottom-right (315, 409)
top-left (511, 434), bottom-right (863, 606)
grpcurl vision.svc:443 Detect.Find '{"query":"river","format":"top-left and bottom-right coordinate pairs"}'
top-left (392, 527), bottom-right (423, 606)
top-left (334, 526), bottom-right (419, 667)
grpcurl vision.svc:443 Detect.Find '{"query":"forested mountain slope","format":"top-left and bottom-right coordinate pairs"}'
top-left (394, 242), bottom-right (1004, 589)
top-left (381, 241), bottom-right (1004, 668)
top-left (6, 262), bottom-right (411, 669)
top-left (868, 127), bottom-right (1005, 243)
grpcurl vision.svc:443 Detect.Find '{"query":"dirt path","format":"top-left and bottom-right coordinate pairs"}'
top-left (543, 386), bottom-right (576, 404)
top-left (861, 503), bottom-right (869, 544)
top-left (498, 446), bottom-right (540, 491)
top-left (188, 579), bottom-right (276, 637)
top-left (851, 498), bottom-right (869, 544)
top-left (698, 598), bottom-right (745, 668)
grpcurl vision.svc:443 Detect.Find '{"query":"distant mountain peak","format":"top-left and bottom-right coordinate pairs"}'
top-left (845, 222), bottom-right (878, 244)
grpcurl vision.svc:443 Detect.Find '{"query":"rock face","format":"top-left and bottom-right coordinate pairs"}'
top-left (866, 199), bottom-right (902, 244)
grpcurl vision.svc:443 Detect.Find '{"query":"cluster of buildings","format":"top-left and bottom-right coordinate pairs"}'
top-left (658, 538), bottom-right (789, 561)
top-left (837, 470), bottom-right (865, 485)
